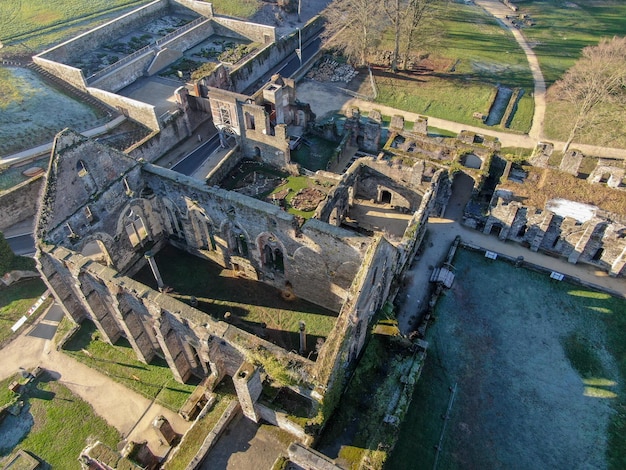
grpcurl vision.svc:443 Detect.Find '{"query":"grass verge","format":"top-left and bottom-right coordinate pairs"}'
top-left (0, 372), bottom-right (121, 468)
top-left (0, 279), bottom-right (50, 345)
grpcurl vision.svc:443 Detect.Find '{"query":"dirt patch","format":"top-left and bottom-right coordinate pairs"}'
top-left (290, 187), bottom-right (326, 212)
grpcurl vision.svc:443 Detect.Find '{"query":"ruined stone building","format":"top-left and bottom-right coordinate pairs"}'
top-left (34, 123), bottom-right (447, 430)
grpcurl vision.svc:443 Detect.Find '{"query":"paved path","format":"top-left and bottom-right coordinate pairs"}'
top-left (474, 0), bottom-right (547, 142)
top-left (396, 214), bottom-right (626, 334)
top-left (0, 308), bottom-right (191, 458)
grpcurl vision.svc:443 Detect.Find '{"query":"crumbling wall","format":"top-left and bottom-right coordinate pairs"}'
top-left (0, 176), bottom-right (43, 232)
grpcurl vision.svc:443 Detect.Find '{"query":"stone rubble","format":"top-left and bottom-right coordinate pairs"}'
top-left (306, 58), bottom-right (358, 83)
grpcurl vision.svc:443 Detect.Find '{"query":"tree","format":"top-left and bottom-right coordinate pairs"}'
top-left (321, 0), bottom-right (383, 67)
top-left (384, 0), bottom-right (441, 71)
top-left (552, 36), bottom-right (626, 151)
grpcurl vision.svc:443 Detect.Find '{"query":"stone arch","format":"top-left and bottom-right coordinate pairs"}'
top-left (162, 198), bottom-right (186, 240)
top-left (190, 208), bottom-right (217, 250)
top-left (81, 235), bottom-right (114, 266)
top-left (256, 232), bottom-right (287, 274)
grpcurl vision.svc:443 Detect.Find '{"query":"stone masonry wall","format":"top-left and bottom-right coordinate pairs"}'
top-left (88, 87), bottom-right (160, 130)
top-left (36, 0), bottom-right (168, 63)
top-left (0, 176), bottom-right (44, 232)
top-left (89, 53), bottom-right (157, 93)
top-left (32, 57), bottom-right (87, 91)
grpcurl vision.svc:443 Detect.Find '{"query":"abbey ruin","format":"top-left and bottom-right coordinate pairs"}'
top-left (0, 0), bottom-right (623, 466)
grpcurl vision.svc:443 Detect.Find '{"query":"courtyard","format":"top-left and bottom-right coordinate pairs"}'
top-left (387, 248), bottom-right (626, 469)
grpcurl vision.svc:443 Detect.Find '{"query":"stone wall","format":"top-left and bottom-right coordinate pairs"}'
top-left (228, 16), bottom-right (324, 93)
top-left (32, 56), bottom-right (87, 91)
top-left (173, 0), bottom-right (214, 17)
top-left (204, 148), bottom-right (245, 186)
top-left (35, 0), bottom-right (168, 64)
top-left (88, 87), bottom-right (160, 130)
top-left (481, 191), bottom-right (626, 277)
top-left (212, 17), bottom-right (276, 44)
top-left (0, 176), bottom-right (44, 232)
top-left (89, 52), bottom-right (157, 93)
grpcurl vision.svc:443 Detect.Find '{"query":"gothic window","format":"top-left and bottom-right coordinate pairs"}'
top-left (125, 209), bottom-right (149, 248)
top-left (217, 102), bottom-right (232, 126)
top-left (230, 227), bottom-right (248, 257)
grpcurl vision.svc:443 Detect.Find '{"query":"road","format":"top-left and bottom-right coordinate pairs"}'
top-left (172, 133), bottom-right (222, 176)
top-left (243, 30), bottom-right (323, 95)
top-left (6, 233), bottom-right (35, 256)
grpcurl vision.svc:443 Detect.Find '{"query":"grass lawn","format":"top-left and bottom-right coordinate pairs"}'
top-left (133, 245), bottom-right (338, 352)
top-left (62, 321), bottom-right (197, 412)
top-left (371, 1), bottom-right (534, 133)
top-left (0, 372), bottom-right (121, 469)
top-left (386, 248), bottom-right (626, 469)
top-left (205, 0), bottom-right (261, 19)
top-left (0, 279), bottom-right (50, 346)
top-left (517, 0), bottom-right (626, 86)
top-left (269, 175), bottom-right (331, 219)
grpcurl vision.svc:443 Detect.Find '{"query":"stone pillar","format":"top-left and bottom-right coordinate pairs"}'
top-left (154, 314), bottom-right (192, 383)
top-left (233, 362), bottom-right (262, 422)
top-left (610, 245), bottom-right (626, 277)
top-left (299, 321), bottom-right (307, 355)
top-left (567, 221), bottom-right (598, 264)
top-left (145, 250), bottom-right (164, 290)
top-left (530, 213), bottom-right (553, 252)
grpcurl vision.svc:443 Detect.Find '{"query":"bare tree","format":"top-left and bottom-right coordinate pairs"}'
top-left (321, 0), bottom-right (383, 67)
top-left (552, 36), bottom-right (626, 151)
top-left (382, 0), bottom-right (443, 71)
top-left (401, 0), bottom-right (442, 70)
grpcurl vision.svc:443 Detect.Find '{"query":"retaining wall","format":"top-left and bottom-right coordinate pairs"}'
top-left (36, 0), bottom-right (168, 63)
top-left (88, 87), bottom-right (159, 130)
top-left (0, 176), bottom-right (44, 232)
top-left (90, 53), bottom-right (156, 93)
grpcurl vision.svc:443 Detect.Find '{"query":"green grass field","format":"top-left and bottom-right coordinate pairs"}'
top-left (387, 248), bottom-right (626, 470)
top-left (207, 0), bottom-right (261, 18)
top-left (0, 0), bottom-right (152, 55)
top-left (0, 279), bottom-right (50, 346)
top-left (372, 1), bottom-right (534, 133)
top-left (0, 372), bottom-right (121, 468)
top-left (517, 0), bottom-right (626, 86)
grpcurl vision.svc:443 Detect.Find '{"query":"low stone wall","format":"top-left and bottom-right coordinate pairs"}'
top-left (0, 176), bottom-right (44, 232)
top-left (184, 400), bottom-right (241, 470)
top-left (256, 403), bottom-right (310, 443)
top-left (205, 147), bottom-right (243, 185)
top-left (32, 56), bottom-right (87, 91)
top-left (212, 17), bottom-right (276, 44)
top-left (229, 16), bottom-right (324, 93)
top-left (35, 0), bottom-right (167, 63)
top-left (127, 112), bottom-right (193, 162)
top-left (90, 52), bottom-right (156, 93)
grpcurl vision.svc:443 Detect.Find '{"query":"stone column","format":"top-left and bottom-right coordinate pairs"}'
top-left (233, 362), bottom-right (262, 422)
top-left (299, 321), bottom-right (307, 354)
top-left (144, 250), bottom-right (164, 290)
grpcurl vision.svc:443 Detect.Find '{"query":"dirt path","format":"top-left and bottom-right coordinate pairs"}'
top-left (474, 0), bottom-right (547, 141)
top-left (0, 316), bottom-right (191, 458)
